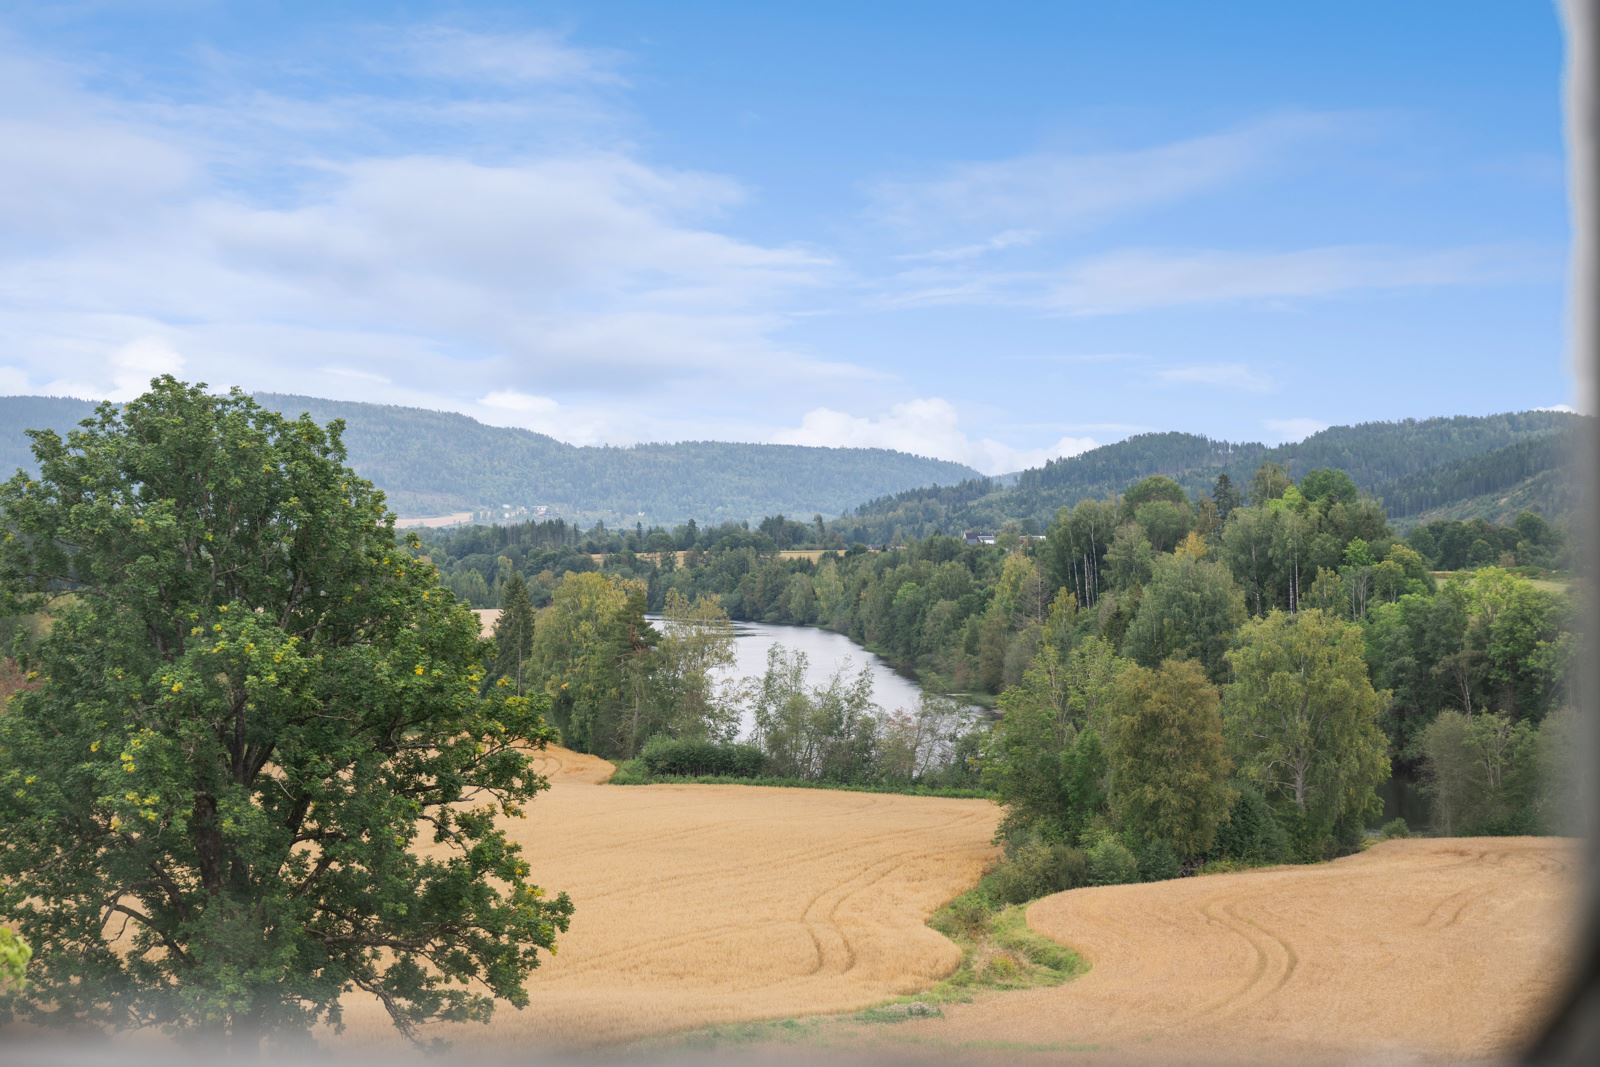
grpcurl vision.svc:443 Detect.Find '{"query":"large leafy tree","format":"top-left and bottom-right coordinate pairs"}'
top-left (1224, 609), bottom-right (1390, 858)
top-left (1106, 658), bottom-right (1233, 861)
top-left (530, 570), bottom-right (655, 757)
top-left (1121, 534), bottom-right (1246, 683)
top-left (0, 379), bottom-right (571, 1047)
top-left (984, 595), bottom-right (1123, 840)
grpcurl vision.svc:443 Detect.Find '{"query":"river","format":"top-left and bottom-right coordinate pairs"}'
top-left (647, 616), bottom-right (953, 740)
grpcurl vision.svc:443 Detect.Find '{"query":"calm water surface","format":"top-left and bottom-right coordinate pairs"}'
top-left (648, 616), bottom-right (938, 739)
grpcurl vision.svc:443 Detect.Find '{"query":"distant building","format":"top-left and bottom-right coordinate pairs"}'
top-left (963, 531), bottom-right (997, 546)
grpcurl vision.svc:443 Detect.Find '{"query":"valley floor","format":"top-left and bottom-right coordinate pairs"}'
top-left (330, 746), bottom-right (1579, 1065)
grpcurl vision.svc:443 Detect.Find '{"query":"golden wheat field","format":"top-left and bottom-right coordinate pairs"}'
top-left (781, 836), bottom-right (1578, 1066)
top-left (333, 745), bottom-right (1002, 1051)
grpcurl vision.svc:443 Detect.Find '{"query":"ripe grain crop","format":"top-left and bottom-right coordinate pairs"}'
top-left (335, 745), bottom-right (1001, 1051)
top-left (799, 836), bottom-right (1578, 1066)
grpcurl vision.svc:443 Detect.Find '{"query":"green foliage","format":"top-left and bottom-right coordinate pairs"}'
top-left (1224, 609), bottom-right (1390, 860)
top-left (836, 411), bottom-right (1578, 544)
top-left (1299, 468), bottom-right (1359, 506)
top-left (1121, 540), bottom-right (1246, 681)
top-left (1084, 831), bottom-right (1139, 886)
top-left (639, 737), bottom-right (767, 779)
top-left (979, 838), bottom-right (1091, 906)
top-left (1418, 710), bottom-right (1541, 836)
top-left (1106, 658), bottom-right (1233, 861)
top-left (985, 628), bottom-right (1120, 840)
top-left (1408, 512), bottom-right (1569, 571)
top-left (531, 571), bottom-right (658, 758)
top-left (0, 928), bottom-right (29, 990)
top-left (1249, 462), bottom-right (1292, 505)
top-left (491, 573), bottom-right (536, 694)
top-left (1209, 784), bottom-right (1290, 866)
top-left (652, 590), bottom-right (742, 743)
top-left (1131, 837), bottom-right (1181, 882)
top-left (1533, 707), bottom-right (1582, 835)
top-left (921, 897), bottom-right (1085, 1004)
top-left (0, 379), bottom-right (571, 1046)
top-left (1380, 818), bottom-right (1411, 840)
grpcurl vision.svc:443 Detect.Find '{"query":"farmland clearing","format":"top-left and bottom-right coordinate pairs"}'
top-left (333, 745), bottom-right (1003, 1051)
top-left (327, 742), bottom-right (1576, 1063)
top-left (727, 836), bottom-right (1579, 1066)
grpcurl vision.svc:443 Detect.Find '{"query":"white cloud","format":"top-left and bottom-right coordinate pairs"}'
top-left (1536, 403), bottom-right (1580, 414)
top-left (877, 243), bottom-right (1536, 315)
top-left (1155, 362), bottom-right (1273, 393)
top-left (107, 337), bottom-right (186, 401)
top-left (1263, 417), bottom-right (1329, 443)
top-left (1046, 244), bottom-right (1529, 316)
top-left (0, 30), bottom-right (852, 420)
top-left (870, 114), bottom-right (1347, 237)
top-left (480, 389), bottom-right (559, 414)
top-left (774, 398), bottom-right (1097, 475)
top-left (896, 229), bottom-right (1039, 263)
top-left (396, 26), bottom-right (624, 86)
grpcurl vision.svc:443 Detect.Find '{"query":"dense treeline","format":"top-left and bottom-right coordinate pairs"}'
top-left (461, 461), bottom-right (1577, 878)
top-left (1406, 511), bottom-right (1569, 571)
top-left (835, 411), bottom-right (1582, 543)
top-left (1376, 432), bottom-right (1575, 519)
top-left (0, 394), bottom-right (977, 525)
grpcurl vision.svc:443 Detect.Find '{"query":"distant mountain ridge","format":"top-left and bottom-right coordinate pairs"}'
top-left (835, 411), bottom-right (1584, 542)
top-left (0, 393), bottom-right (980, 525)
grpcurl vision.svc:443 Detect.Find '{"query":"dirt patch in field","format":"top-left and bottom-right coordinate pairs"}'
top-left (334, 745), bottom-right (1001, 1051)
top-left (774, 836), bottom-right (1578, 1066)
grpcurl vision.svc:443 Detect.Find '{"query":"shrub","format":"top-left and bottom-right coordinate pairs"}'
top-left (1084, 832), bottom-right (1138, 886)
top-left (1380, 817), bottom-right (1411, 840)
top-left (938, 893), bottom-right (993, 940)
top-left (640, 737), bottom-right (767, 779)
top-left (1131, 837), bottom-right (1181, 882)
top-left (1210, 784), bottom-right (1289, 865)
top-left (604, 758), bottom-right (649, 785)
top-left (980, 838), bottom-right (1089, 905)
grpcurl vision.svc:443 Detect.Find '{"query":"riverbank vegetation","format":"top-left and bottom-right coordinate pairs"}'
top-left (426, 458), bottom-right (1579, 886)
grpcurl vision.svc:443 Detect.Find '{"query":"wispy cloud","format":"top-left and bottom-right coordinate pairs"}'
top-left (1045, 244), bottom-right (1536, 316)
top-left (393, 26), bottom-right (625, 87)
top-left (869, 113), bottom-right (1354, 238)
top-left (895, 229), bottom-right (1039, 263)
top-left (879, 242), bottom-right (1545, 316)
top-left (1154, 363), bottom-right (1274, 393)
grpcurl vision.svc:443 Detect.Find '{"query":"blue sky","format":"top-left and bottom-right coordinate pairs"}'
top-left (0, 1), bottom-right (1576, 473)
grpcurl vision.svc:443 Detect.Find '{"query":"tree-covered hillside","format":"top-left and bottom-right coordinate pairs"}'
top-left (0, 393), bottom-right (979, 525)
top-left (836, 412), bottom-right (1583, 541)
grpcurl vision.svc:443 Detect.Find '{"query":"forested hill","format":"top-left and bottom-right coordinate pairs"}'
top-left (0, 393), bottom-right (979, 524)
top-left (837, 411), bottom-right (1584, 542)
